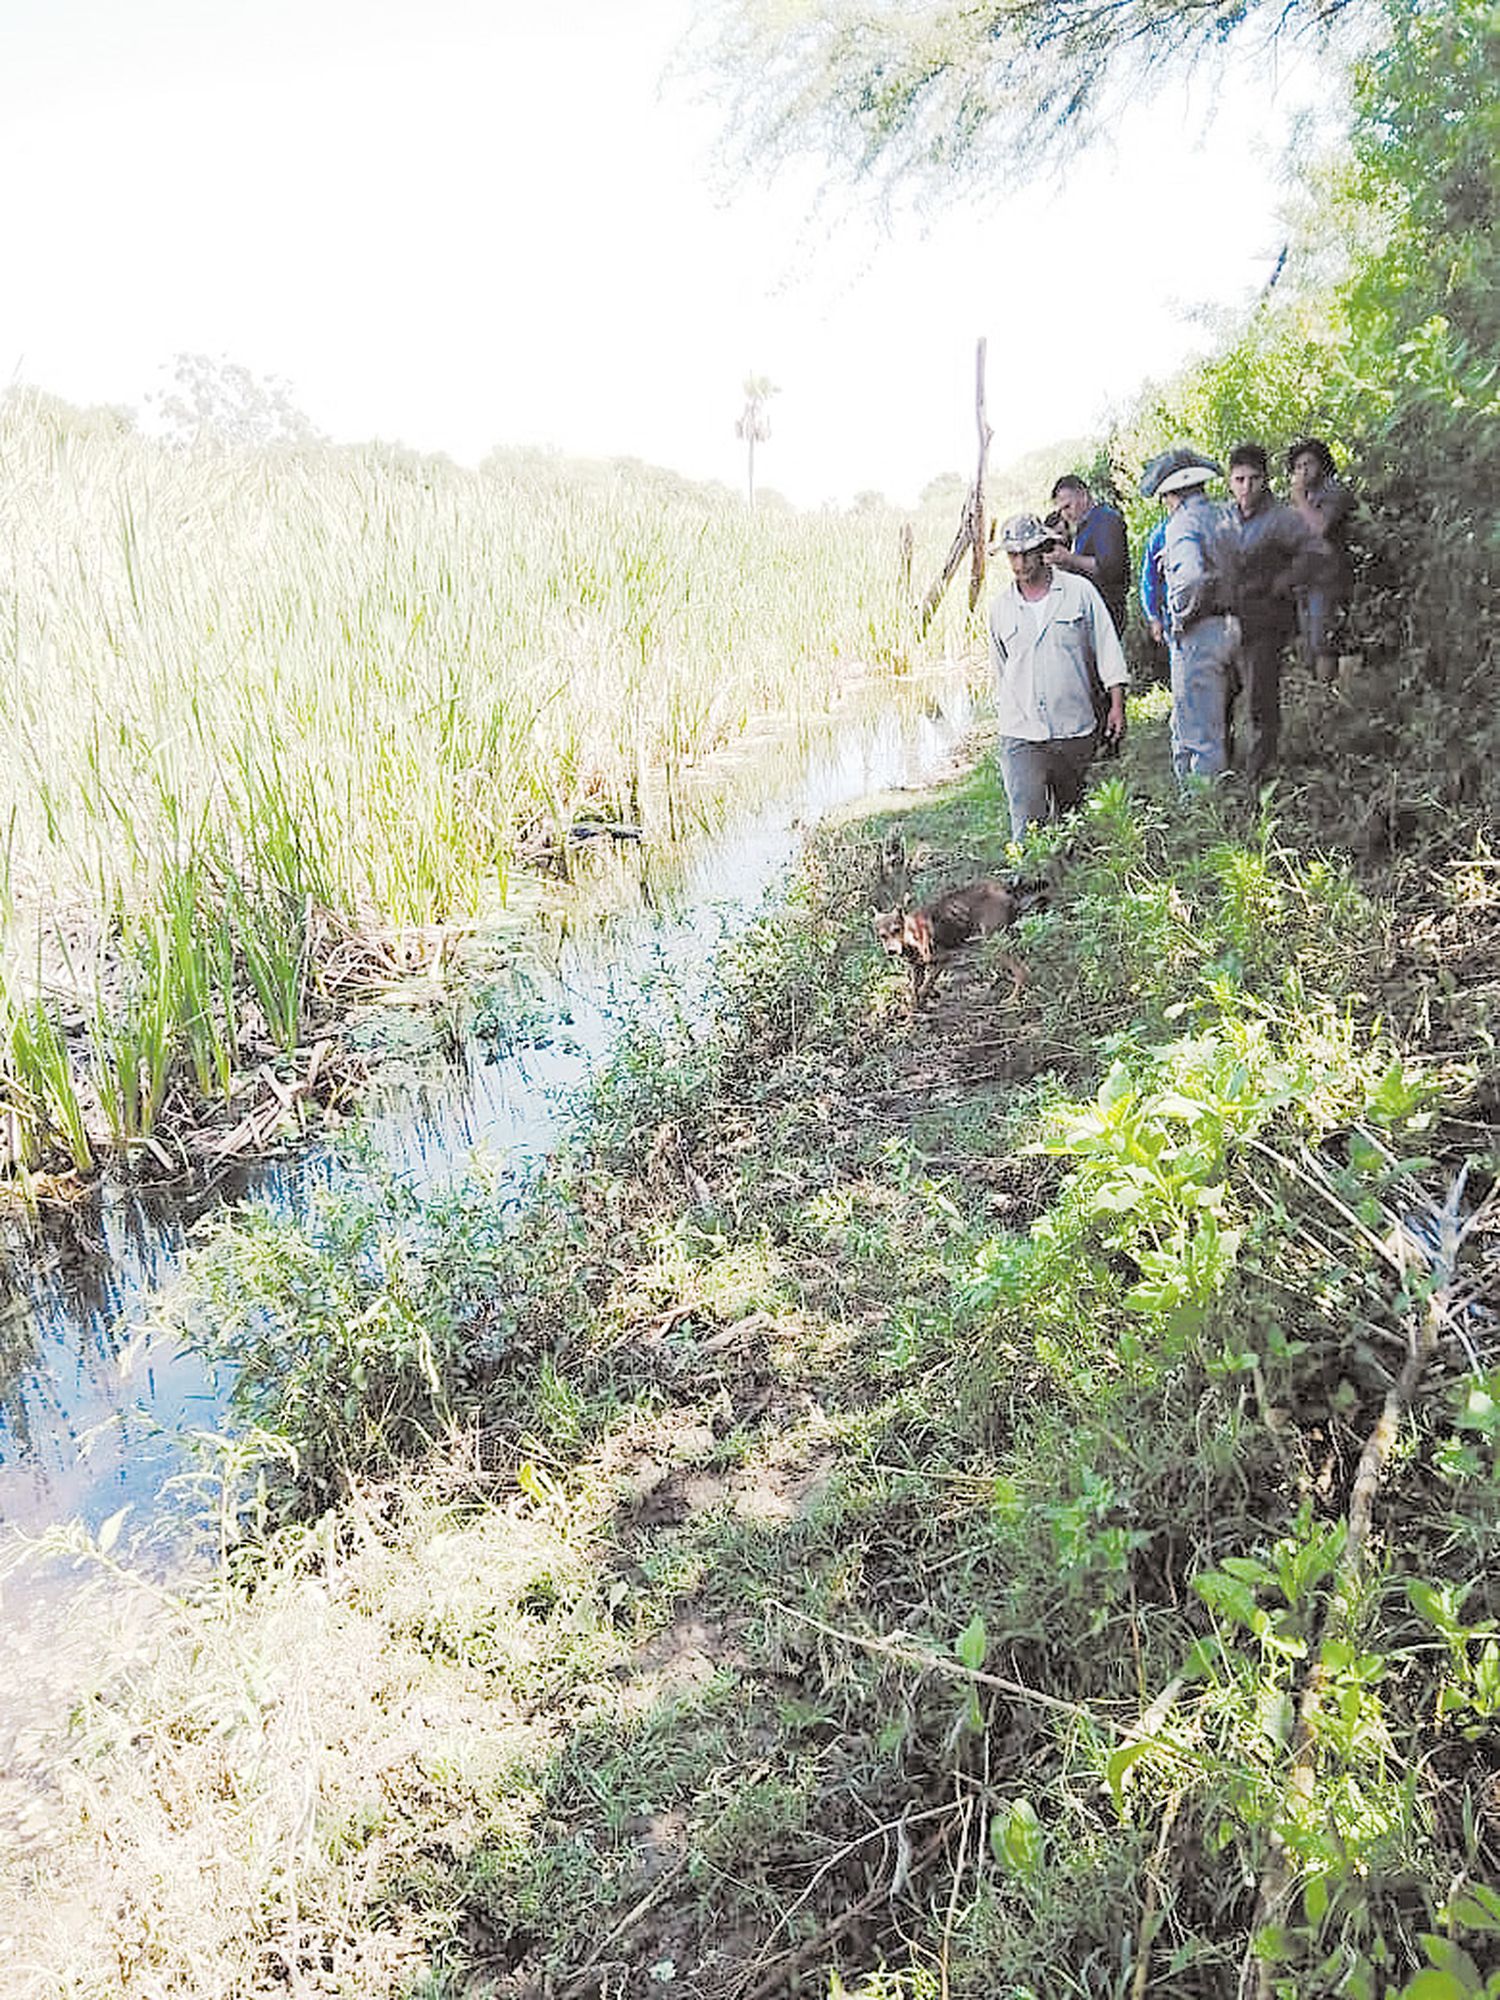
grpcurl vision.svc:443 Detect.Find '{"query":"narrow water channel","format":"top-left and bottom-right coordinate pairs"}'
top-left (0, 678), bottom-right (979, 1560)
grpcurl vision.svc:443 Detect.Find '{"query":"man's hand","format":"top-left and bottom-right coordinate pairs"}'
top-left (1104, 690), bottom-right (1127, 746)
top-left (1052, 548), bottom-right (1094, 578)
top-left (1148, 618), bottom-right (1165, 645)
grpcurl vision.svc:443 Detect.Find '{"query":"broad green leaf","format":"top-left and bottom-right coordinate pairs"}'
top-left (1419, 1938), bottom-right (1483, 1984)
top-left (1407, 1578), bottom-right (1463, 1636)
top-left (1399, 1970), bottom-right (1468, 2000)
top-left (1220, 1555), bottom-right (1274, 1586)
top-left (1447, 1883), bottom-right (1500, 1930)
top-left (1098, 1061), bottom-right (1133, 1109)
top-left (955, 1614), bottom-right (988, 1672)
top-left (1105, 1739), bottom-right (1152, 1817)
top-left (991, 1796), bottom-right (1044, 1879)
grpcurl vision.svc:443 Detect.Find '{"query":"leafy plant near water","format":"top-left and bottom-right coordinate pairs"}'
top-left (0, 403), bottom-right (938, 1173)
top-left (163, 1162), bottom-right (521, 1515)
top-left (12, 704), bottom-right (1486, 1998)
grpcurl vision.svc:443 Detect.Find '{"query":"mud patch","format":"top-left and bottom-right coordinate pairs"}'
top-left (728, 1449), bottom-right (835, 1526)
top-left (629, 1610), bottom-right (740, 1701)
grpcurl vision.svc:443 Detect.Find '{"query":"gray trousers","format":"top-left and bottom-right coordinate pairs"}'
top-left (998, 729), bottom-right (1098, 840)
top-left (1231, 621), bottom-right (1292, 785)
top-left (1170, 614), bottom-right (1238, 782)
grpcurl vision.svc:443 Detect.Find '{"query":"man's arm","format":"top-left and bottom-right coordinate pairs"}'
top-left (1053, 508), bottom-right (1127, 598)
top-left (1088, 586), bottom-right (1130, 689)
top-left (1274, 505), bottom-right (1327, 599)
top-left (1083, 581), bottom-right (1129, 742)
top-left (1140, 524), bottom-right (1167, 643)
top-left (987, 599), bottom-right (1010, 676)
top-left (1049, 545), bottom-right (1096, 581)
top-left (1166, 515), bottom-right (1221, 628)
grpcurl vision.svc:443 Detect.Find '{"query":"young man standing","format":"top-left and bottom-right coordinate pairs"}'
top-left (1288, 437), bottom-right (1355, 681)
top-left (1223, 441), bottom-right (1323, 784)
top-left (989, 512), bottom-right (1128, 842)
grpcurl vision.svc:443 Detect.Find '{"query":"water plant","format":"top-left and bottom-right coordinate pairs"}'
top-left (0, 399), bottom-right (941, 1173)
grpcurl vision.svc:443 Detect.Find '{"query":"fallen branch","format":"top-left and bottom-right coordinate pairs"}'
top-left (552, 1851), bottom-right (693, 2000)
top-left (1240, 1166), bottom-right (1482, 2000)
top-left (733, 1820), bottom-right (955, 2000)
top-left (726, 1802), bottom-right (957, 2000)
top-left (773, 1599), bottom-right (1136, 1736)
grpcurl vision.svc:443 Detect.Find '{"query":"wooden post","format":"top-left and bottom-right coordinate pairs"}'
top-left (920, 514), bottom-right (974, 631)
top-left (918, 336), bottom-right (993, 632)
top-left (968, 337), bottom-right (992, 612)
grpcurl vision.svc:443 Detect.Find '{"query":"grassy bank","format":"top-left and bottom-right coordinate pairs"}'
top-left (2, 673), bottom-right (1497, 1999)
top-left (0, 394), bottom-right (949, 1179)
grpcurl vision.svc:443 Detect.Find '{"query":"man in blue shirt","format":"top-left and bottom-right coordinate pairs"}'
top-left (1048, 475), bottom-right (1131, 638)
top-left (1050, 474), bottom-right (1132, 752)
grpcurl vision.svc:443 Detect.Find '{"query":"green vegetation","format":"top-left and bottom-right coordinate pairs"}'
top-left (0, 403), bottom-right (933, 1178)
top-left (1113, 0), bottom-right (1497, 722)
top-left (5, 670), bottom-right (1494, 1996)
top-left (3, 5), bottom-right (1497, 1992)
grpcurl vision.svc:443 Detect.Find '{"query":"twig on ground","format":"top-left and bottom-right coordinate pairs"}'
top-left (1239, 1166), bottom-right (1478, 2000)
top-left (556, 1758), bottom-right (778, 2000)
top-left (726, 1801), bottom-right (955, 2000)
top-left (1131, 1791), bottom-right (1183, 2000)
top-left (770, 1600), bottom-right (1158, 1742)
top-left (554, 1853), bottom-right (693, 2000)
top-left (938, 1793), bottom-right (974, 2000)
top-left (732, 1822), bottom-right (955, 2000)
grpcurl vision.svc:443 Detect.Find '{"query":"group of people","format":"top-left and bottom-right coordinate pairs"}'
top-left (987, 442), bottom-right (1355, 842)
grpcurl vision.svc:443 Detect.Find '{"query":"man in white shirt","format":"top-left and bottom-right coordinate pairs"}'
top-left (989, 513), bottom-right (1128, 841)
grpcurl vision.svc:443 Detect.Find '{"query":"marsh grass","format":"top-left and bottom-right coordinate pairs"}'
top-left (7, 682), bottom-right (1495, 1998)
top-left (0, 391), bottom-right (954, 1173)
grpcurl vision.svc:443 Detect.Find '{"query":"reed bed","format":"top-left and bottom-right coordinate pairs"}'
top-left (0, 389), bottom-right (940, 1175)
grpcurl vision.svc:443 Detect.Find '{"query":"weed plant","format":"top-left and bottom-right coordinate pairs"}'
top-left (0, 392), bottom-right (943, 1172)
top-left (4, 677), bottom-right (1496, 1999)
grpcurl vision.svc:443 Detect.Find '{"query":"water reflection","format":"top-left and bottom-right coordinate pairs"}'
top-left (0, 677), bottom-right (977, 1543)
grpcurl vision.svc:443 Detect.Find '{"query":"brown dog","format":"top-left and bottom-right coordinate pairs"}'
top-left (874, 879), bottom-right (1026, 1009)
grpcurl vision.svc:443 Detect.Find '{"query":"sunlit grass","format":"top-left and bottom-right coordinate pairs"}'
top-left (0, 390), bottom-right (957, 1167)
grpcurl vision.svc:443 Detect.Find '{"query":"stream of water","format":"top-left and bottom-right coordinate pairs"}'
top-left (0, 678), bottom-right (979, 1564)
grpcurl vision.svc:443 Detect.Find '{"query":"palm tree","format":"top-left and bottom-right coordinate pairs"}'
top-left (734, 373), bottom-right (777, 508)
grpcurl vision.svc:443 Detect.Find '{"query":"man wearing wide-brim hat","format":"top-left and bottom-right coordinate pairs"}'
top-left (1142, 447), bottom-right (1238, 782)
top-left (988, 512), bottom-right (1129, 841)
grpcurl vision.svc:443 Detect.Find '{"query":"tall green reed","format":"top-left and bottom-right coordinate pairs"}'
top-left (0, 390), bottom-right (950, 1162)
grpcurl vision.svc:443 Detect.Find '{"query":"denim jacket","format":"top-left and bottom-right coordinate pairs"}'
top-left (1164, 493), bottom-right (1235, 632)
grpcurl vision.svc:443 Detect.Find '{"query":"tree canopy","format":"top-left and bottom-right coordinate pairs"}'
top-left (686, 0), bottom-right (1369, 198)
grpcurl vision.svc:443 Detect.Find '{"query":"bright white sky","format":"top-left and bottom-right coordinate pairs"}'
top-left (1, 0), bottom-right (1323, 507)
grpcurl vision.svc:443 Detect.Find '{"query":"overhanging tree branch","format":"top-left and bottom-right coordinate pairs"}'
top-left (682, 0), bottom-right (1369, 198)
